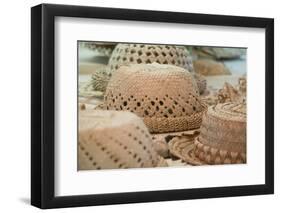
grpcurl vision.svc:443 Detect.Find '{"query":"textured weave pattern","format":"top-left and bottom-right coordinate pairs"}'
top-left (83, 42), bottom-right (116, 56)
top-left (103, 63), bottom-right (206, 133)
top-left (91, 67), bottom-right (111, 92)
top-left (168, 133), bottom-right (205, 166)
top-left (194, 103), bottom-right (246, 164)
top-left (78, 110), bottom-right (162, 170)
top-left (108, 44), bottom-right (194, 73)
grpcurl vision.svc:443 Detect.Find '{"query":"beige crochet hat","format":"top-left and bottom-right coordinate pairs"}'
top-left (194, 103), bottom-right (246, 164)
top-left (103, 63), bottom-right (206, 133)
top-left (78, 110), bottom-right (165, 170)
top-left (108, 43), bottom-right (194, 72)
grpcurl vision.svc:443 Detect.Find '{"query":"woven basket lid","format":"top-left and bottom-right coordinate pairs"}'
top-left (194, 103), bottom-right (246, 164)
top-left (79, 110), bottom-right (164, 170)
top-left (103, 63), bottom-right (206, 133)
top-left (108, 44), bottom-right (194, 73)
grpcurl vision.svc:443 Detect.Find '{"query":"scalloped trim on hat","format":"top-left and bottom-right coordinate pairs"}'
top-left (194, 137), bottom-right (246, 164)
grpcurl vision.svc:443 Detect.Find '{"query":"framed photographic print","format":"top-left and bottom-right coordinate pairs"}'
top-left (31, 3), bottom-right (274, 209)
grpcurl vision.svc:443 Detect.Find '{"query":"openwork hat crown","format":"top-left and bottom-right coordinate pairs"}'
top-left (108, 44), bottom-right (194, 73)
top-left (104, 63), bottom-right (206, 133)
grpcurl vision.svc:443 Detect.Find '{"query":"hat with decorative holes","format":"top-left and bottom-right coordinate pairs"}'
top-left (193, 102), bottom-right (246, 165)
top-left (103, 63), bottom-right (207, 133)
top-left (78, 109), bottom-right (166, 170)
top-left (107, 43), bottom-right (206, 94)
top-left (108, 44), bottom-right (193, 72)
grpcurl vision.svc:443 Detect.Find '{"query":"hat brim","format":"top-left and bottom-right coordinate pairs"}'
top-left (168, 134), bottom-right (206, 166)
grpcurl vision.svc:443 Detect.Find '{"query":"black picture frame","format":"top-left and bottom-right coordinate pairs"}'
top-left (31, 3), bottom-right (274, 209)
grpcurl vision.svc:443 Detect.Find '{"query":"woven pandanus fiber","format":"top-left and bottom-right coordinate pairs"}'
top-left (78, 110), bottom-right (165, 170)
top-left (108, 44), bottom-right (194, 73)
top-left (194, 103), bottom-right (246, 164)
top-left (83, 42), bottom-right (116, 56)
top-left (103, 63), bottom-right (206, 133)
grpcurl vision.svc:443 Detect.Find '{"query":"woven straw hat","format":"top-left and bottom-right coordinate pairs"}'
top-left (89, 44), bottom-right (207, 94)
top-left (107, 44), bottom-right (206, 94)
top-left (78, 110), bottom-right (165, 170)
top-left (103, 63), bottom-right (206, 133)
top-left (108, 43), bottom-right (194, 73)
top-left (168, 103), bottom-right (246, 165)
top-left (194, 103), bottom-right (246, 164)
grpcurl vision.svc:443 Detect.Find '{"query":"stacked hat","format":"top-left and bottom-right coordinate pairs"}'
top-left (103, 63), bottom-right (206, 133)
top-left (194, 103), bottom-right (246, 164)
top-left (78, 110), bottom-right (165, 170)
top-left (107, 44), bottom-right (206, 94)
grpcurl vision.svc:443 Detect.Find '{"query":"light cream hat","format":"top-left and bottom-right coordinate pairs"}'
top-left (103, 63), bottom-right (206, 133)
top-left (194, 103), bottom-right (246, 164)
top-left (78, 110), bottom-right (166, 170)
